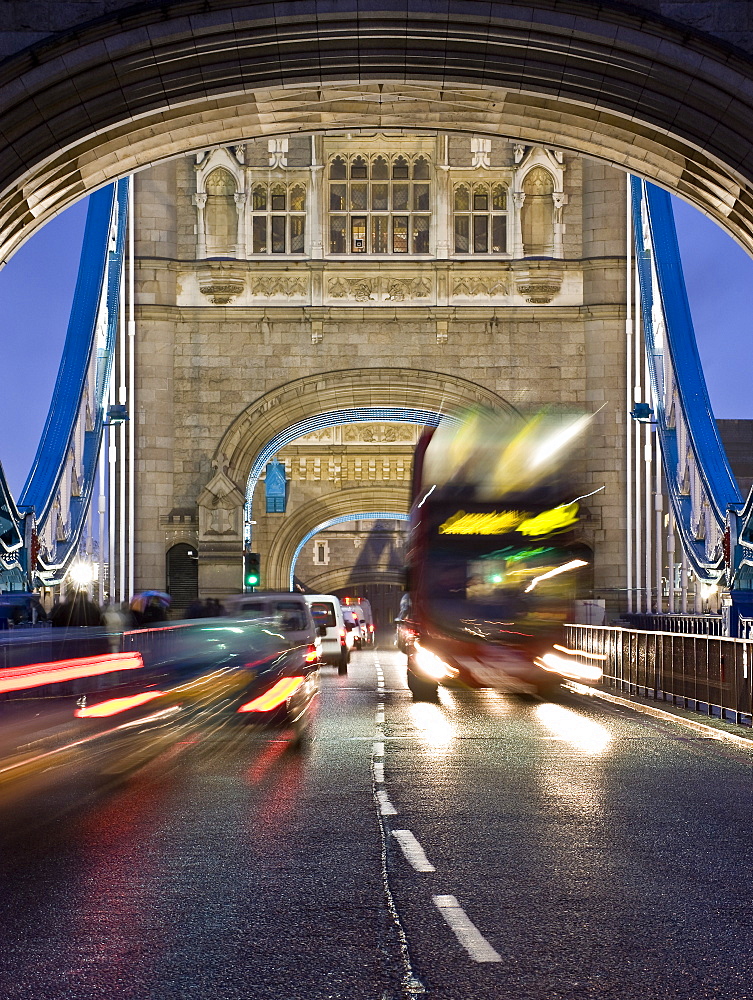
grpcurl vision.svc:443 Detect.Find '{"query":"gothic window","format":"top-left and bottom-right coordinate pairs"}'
top-left (205, 167), bottom-right (238, 256)
top-left (327, 154), bottom-right (432, 255)
top-left (453, 182), bottom-right (508, 254)
top-left (250, 182), bottom-right (306, 254)
top-left (521, 167), bottom-right (555, 256)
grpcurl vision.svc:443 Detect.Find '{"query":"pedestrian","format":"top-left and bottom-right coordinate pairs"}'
top-left (49, 588), bottom-right (105, 627)
top-left (185, 597), bottom-right (208, 619)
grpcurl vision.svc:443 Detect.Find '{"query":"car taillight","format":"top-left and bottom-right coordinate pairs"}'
top-left (369, 624), bottom-right (375, 632)
top-left (238, 676), bottom-right (305, 713)
top-left (305, 644), bottom-right (318, 663)
top-left (75, 690), bottom-right (164, 718)
top-left (339, 627), bottom-right (346, 641)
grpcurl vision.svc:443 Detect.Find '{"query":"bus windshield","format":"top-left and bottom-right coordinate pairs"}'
top-left (422, 499), bottom-right (588, 643)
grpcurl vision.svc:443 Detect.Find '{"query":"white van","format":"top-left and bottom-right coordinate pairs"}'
top-left (345, 599), bottom-right (374, 647)
top-left (222, 593), bottom-right (320, 662)
top-left (303, 594), bottom-right (351, 674)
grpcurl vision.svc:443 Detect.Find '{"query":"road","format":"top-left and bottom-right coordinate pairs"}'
top-left (0, 645), bottom-right (752, 1000)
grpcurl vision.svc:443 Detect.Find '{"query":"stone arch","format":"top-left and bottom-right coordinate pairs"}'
top-left (267, 488), bottom-right (410, 590)
top-left (2, 3), bottom-right (753, 266)
top-left (289, 512), bottom-right (410, 590)
top-left (213, 368), bottom-right (518, 493)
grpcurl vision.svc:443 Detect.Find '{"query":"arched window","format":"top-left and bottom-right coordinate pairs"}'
top-left (250, 182), bottom-right (306, 254)
top-left (453, 182), bottom-right (508, 254)
top-left (205, 167), bottom-right (238, 256)
top-left (521, 167), bottom-right (555, 256)
top-left (329, 156), bottom-right (347, 179)
top-left (328, 154), bottom-right (432, 254)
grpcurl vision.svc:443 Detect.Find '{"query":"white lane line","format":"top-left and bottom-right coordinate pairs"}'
top-left (432, 895), bottom-right (502, 963)
top-left (373, 741), bottom-right (385, 757)
top-left (373, 762), bottom-right (385, 783)
top-left (376, 790), bottom-right (397, 815)
top-left (392, 830), bottom-right (436, 872)
top-left (376, 707), bottom-right (385, 723)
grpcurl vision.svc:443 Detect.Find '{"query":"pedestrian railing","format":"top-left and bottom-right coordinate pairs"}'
top-left (564, 623), bottom-right (752, 727)
top-left (619, 613), bottom-right (725, 636)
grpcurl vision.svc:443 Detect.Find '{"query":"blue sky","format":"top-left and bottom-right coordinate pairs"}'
top-left (0, 186), bottom-right (750, 501)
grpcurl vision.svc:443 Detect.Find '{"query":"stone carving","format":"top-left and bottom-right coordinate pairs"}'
top-left (250, 275), bottom-right (308, 297)
top-left (199, 280), bottom-right (245, 304)
top-left (197, 469), bottom-right (245, 542)
top-left (517, 282), bottom-right (561, 303)
top-left (329, 276), bottom-right (429, 301)
top-left (452, 276), bottom-right (509, 297)
top-left (471, 136), bottom-right (492, 169)
top-left (268, 137), bottom-right (288, 168)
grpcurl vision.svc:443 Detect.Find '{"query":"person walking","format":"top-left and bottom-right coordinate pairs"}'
top-left (49, 588), bottom-right (105, 627)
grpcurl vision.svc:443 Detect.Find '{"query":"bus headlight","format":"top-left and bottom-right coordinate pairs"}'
top-left (413, 644), bottom-right (457, 681)
top-left (535, 651), bottom-right (603, 683)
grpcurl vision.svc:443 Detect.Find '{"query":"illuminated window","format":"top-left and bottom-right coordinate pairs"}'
top-left (327, 154), bottom-right (432, 255)
top-left (453, 182), bottom-right (508, 254)
top-left (250, 183), bottom-right (306, 254)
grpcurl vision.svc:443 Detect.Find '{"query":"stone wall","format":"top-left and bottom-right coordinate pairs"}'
top-left (132, 135), bottom-right (629, 610)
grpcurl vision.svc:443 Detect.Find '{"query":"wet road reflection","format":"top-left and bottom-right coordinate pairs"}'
top-left (0, 646), bottom-right (751, 1000)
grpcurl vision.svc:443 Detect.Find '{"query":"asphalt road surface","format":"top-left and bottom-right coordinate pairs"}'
top-left (1, 646), bottom-right (752, 1000)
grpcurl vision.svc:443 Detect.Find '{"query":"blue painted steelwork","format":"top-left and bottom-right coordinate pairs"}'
top-left (18, 179), bottom-right (129, 579)
top-left (631, 177), bottom-right (742, 581)
top-left (244, 408), bottom-right (451, 547)
top-left (289, 512), bottom-right (409, 590)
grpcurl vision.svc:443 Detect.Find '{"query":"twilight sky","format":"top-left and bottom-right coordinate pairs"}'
top-left (0, 186), bottom-right (750, 501)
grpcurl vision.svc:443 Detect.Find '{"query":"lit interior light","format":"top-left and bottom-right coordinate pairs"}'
top-left (535, 652), bottom-right (603, 682)
top-left (238, 676), bottom-right (305, 713)
top-left (524, 558), bottom-right (588, 592)
top-left (75, 690), bottom-right (164, 718)
top-left (518, 504), bottom-right (580, 537)
top-left (439, 509), bottom-right (524, 535)
top-left (535, 703), bottom-right (613, 754)
top-left (0, 652), bottom-right (144, 695)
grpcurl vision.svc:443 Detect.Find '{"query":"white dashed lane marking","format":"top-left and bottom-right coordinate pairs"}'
top-left (433, 895), bottom-right (502, 963)
top-left (392, 829), bottom-right (436, 872)
top-left (373, 762), bottom-right (385, 783)
top-left (376, 790), bottom-right (397, 816)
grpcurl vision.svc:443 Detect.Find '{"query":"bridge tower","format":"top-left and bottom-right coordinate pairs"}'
top-left (131, 133), bottom-right (628, 615)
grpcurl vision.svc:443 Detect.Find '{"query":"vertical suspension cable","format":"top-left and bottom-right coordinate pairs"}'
top-left (655, 436), bottom-right (663, 612)
top-left (128, 177), bottom-right (135, 599)
top-left (626, 176), bottom-right (633, 614)
top-left (108, 360), bottom-right (116, 605)
top-left (98, 433), bottom-right (106, 606)
top-left (644, 352), bottom-right (653, 612)
top-left (634, 248), bottom-right (643, 613)
top-left (667, 510), bottom-right (676, 613)
top-left (118, 218), bottom-right (127, 602)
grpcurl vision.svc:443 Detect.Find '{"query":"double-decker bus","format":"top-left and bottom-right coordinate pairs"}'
top-left (400, 407), bottom-right (603, 700)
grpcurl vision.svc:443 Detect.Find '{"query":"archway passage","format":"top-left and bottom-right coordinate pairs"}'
top-left (3, 2), bottom-right (753, 266)
top-left (289, 512), bottom-right (410, 591)
top-left (215, 368), bottom-right (517, 492)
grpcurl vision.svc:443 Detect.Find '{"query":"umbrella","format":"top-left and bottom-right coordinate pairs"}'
top-left (130, 590), bottom-right (172, 614)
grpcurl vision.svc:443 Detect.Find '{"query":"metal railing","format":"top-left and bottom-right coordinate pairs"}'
top-left (565, 623), bottom-right (752, 727)
top-left (619, 613), bottom-right (725, 636)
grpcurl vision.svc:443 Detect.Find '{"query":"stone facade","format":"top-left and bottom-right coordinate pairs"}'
top-left (131, 133), bottom-right (629, 611)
